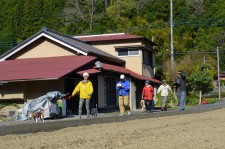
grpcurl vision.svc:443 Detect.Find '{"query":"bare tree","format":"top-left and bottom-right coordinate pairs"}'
top-left (187, 0), bottom-right (204, 17)
top-left (134, 0), bottom-right (148, 14)
top-left (62, 0), bottom-right (99, 31)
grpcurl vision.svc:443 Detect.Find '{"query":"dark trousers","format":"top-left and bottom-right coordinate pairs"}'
top-left (145, 99), bottom-right (153, 112)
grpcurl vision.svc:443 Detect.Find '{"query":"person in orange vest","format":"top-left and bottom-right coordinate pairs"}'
top-left (142, 80), bottom-right (154, 112)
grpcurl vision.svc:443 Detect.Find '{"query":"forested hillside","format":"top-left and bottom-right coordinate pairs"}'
top-left (0, 0), bottom-right (225, 82)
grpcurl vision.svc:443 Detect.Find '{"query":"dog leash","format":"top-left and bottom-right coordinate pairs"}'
top-left (39, 95), bottom-right (72, 111)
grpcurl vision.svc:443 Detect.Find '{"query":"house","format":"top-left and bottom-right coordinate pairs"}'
top-left (0, 28), bottom-right (160, 114)
top-left (220, 72), bottom-right (225, 81)
top-left (75, 33), bottom-right (157, 78)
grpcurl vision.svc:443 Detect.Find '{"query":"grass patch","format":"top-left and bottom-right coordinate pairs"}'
top-left (203, 98), bottom-right (220, 104)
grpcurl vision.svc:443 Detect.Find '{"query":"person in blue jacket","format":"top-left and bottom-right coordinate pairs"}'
top-left (116, 74), bottom-right (131, 116)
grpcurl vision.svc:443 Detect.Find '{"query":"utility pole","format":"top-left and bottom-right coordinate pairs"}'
top-left (217, 46), bottom-right (221, 99)
top-left (170, 0), bottom-right (174, 75)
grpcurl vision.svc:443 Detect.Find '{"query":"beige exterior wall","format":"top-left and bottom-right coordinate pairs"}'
top-left (0, 82), bottom-right (25, 100)
top-left (15, 39), bottom-right (76, 59)
top-left (92, 42), bottom-right (143, 74)
top-left (0, 79), bottom-right (64, 101)
top-left (24, 79), bottom-right (64, 100)
top-left (92, 42), bottom-right (141, 56)
top-left (121, 55), bottom-right (143, 75)
top-left (91, 41), bottom-right (155, 77)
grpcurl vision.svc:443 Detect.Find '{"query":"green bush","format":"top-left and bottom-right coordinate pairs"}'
top-left (155, 93), bottom-right (178, 108)
top-left (186, 91), bottom-right (199, 106)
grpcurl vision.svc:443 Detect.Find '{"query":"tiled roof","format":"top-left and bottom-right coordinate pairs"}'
top-left (0, 56), bottom-right (96, 82)
top-left (0, 28), bottom-right (124, 64)
top-left (100, 63), bottom-right (161, 84)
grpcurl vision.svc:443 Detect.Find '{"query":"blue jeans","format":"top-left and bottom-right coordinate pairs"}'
top-left (176, 91), bottom-right (186, 110)
top-left (145, 99), bottom-right (153, 112)
top-left (79, 99), bottom-right (90, 117)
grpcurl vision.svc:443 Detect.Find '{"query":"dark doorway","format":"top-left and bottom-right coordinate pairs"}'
top-left (64, 77), bottom-right (81, 115)
top-left (104, 76), bottom-right (117, 106)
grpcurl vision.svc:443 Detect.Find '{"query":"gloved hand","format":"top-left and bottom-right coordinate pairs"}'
top-left (68, 95), bottom-right (74, 99)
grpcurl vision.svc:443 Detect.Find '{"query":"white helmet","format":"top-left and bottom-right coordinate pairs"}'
top-left (83, 72), bottom-right (89, 77)
top-left (120, 74), bottom-right (125, 79)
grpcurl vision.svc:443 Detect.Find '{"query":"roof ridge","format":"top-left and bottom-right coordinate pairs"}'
top-left (41, 27), bottom-right (89, 53)
top-left (43, 27), bottom-right (87, 44)
top-left (74, 33), bottom-right (126, 38)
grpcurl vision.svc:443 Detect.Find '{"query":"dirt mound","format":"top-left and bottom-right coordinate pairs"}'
top-left (0, 106), bottom-right (18, 116)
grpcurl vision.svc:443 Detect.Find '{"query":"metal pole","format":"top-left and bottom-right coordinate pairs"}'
top-left (217, 46), bottom-right (221, 99)
top-left (170, 0), bottom-right (174, 74)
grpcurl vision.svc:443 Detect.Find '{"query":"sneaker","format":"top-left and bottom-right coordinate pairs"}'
top-left (128, 111), bottom-right (131, 115)
top-left (120, 113), bottom-right (125, 116)
top-left (79, 115), bottom-right (81, 119)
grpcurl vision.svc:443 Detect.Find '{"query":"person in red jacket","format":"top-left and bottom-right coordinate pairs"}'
top-left (142, 80), bottom-right (154, 112)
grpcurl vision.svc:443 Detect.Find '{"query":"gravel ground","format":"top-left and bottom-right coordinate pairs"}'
top-left (0, 108), bottom-right (225, 149)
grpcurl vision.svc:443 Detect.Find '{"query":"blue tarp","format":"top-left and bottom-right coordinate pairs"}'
top-left (19, 91), bottom-right (63, 121)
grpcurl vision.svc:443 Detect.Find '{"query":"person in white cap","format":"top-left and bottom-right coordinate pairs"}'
top-left (71, 72), bottom-right (93, 119)
top-left (116, 74), bottom-right (131, 116)
top-left (157, 80), bottom-right (172, 111)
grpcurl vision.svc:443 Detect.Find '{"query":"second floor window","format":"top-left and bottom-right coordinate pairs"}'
top-left (143, 50), bottom-right (153, 66)
top-left (117, 48), bottom-right (139, 56)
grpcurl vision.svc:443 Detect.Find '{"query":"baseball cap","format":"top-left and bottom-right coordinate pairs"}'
top-left (145, 80), bottom-right (150, 84)
top-left (120, 74), bottom-right (125, 79)
top-left (162, 80), bottom-right (167, 83)
top-left (83, 72), bottom-right (89, 77)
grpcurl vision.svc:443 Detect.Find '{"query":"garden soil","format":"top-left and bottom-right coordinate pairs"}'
top-left (0, 108), bottom-right (225, 149)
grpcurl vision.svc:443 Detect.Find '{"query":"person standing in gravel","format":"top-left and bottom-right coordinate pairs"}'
top-left (116, 74), bottom-right (131, 116)
top-left (142, 80), bottom-right (154, 112)
top-left (157, 80), bottom-right (172, 111)
top-left (71, 72), bottom-right (93, 119)
top-left (174, 70), bottom-right (186, 110)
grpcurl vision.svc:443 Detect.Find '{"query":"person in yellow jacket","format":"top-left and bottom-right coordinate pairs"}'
top-left (71, 72), bottom-right (93, 119)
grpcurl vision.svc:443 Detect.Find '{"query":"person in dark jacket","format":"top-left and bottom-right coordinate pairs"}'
top-left (116, 74), bottom-right (131, 116)
top-left (174, 70), bottom-right (186, 110)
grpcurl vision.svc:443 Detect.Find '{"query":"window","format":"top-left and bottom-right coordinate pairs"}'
top-left (117, 48), bottom-right (139, 56)
top-left (143, 50), bottom-right (153, 66)
top-left (118, 50), bottom-right (128, 56)
top-left (129, 49), bottom-right (139, 56)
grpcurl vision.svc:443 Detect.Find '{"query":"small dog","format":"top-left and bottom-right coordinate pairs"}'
top-left (30, 109), bottom-right (44, 122)
top-left (140, 99), bottom-right (146, 112)
top-left (91, 104), bottom-right (98, 117)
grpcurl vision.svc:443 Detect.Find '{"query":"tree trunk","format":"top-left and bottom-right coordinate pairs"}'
top-left (199, 90), bottom-right (202, 105)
